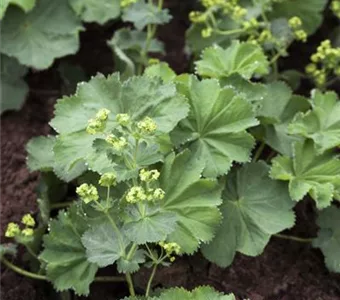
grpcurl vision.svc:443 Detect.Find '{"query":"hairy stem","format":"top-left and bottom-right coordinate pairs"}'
top-left (253, 141), bottom-right (265, 162)
top-left (125, 273), bottom-right (136, 296)
top-left (145, 264), bottom-right (158, 297)
top-left (50, 201), bottom-right (73, 210)
top-left (274, 233), bottom-right (314, 243)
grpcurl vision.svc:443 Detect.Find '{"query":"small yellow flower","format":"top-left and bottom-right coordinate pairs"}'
top-left (99, 172), bottom-right (117, 187)
top-left (21, 214), bottom-right (35, 227)
top-left (201, 27), bottom-right (213, 38)
top-left (76, 183), bottom-right (99, 204)
top-left (22, 228), bottom-right (34, 237)
top-left (137, 117), bottom-right (157, 134)
top-left (5, 222), bottom-right (20, 238)
top-left (116, 113), bottom-right (130, 126)
top-left (139, 169), bottom-right (160, 182)
top-left (106, 135), bottom-right (127, 151)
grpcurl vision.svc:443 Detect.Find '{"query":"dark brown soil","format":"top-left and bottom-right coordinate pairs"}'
top-left (1, 1), bottom-right (340, 299)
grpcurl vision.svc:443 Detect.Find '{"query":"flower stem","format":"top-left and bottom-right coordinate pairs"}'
top-left (145, 264), bottom-right (158, 297)
top-left (125, 273), bottom-right (136, 296)
top-left (274, 233), bottom-right (314, 243)
top-left (50, 201), bottom-right (73, 210)
top-left (94, 276), bottom-right (125, 282)
top-left (213, 28), bottom-right (245, 36)
top-left (1, 257), bottom-right (47, 281)
top-left (253, 141), bottom-right (265, 162)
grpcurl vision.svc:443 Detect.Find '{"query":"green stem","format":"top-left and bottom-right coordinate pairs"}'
top-left (25, 245), bottom-right (39, 261)
top-left (274, 233), bottom-right (314, 243)
top-left (213, 28), bottom-right (245, 36)
top-left (253, 141), bottom-right (265, 162)
top-left (145, 264), bottom-right (158, 297)
top-left (94, 276), bottom-right (125, 283)
top-left (125, 273), bottom-right (136, 296)
top-left (1, 257), bottom-right (47, 281)
top-left (106, 186), bottom-right (111, 208)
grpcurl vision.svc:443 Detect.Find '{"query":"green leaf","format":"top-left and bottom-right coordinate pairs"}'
top-left (0, 243), bottom-right (17, 259)
top-left (202, 161), bottom-right (295, 267)
top-left (0, 0), bottom-right (82, 69)
top-left (159, 150), bottom-right (223, 254)
top-left (117, 249), bottom-right (145, 273)
top-left (268, 0), bottom-right (327, 35)
top-left (171, 76), bottom-right (259, 177)
top-left (195, 41), bottom-right (269, 80)
top-left (122, 205), bottom-right (177, 244)
top-left (40, 204), bottom-right (98, 296)
top-left (288, 90), bottom-right (340, 154)
top-left (0, 0), bottom-right (35, 19)
top-left (262, 95), bottom-right (310, 156)
top-left (81, 222), bottom-right (129, 268)
top-left (143, 286), bottom-right (235, 300)
top-left (122, 0), bottom-right (172, 31)
top-left (313, 206), bottom-right (340, 273)
top-left (270, 140), bottom-right (340, 209)
top-left (26, 136), bottom-right (56, 172)
top-left (1, 54), bottom-right (28, 113)
top-left (51, 74), bottom-right (189, 181)
top-left (145, 62), bottom-right (176, 83)
top-left (108, 28), bottom-right (164, 79)
top-left (69, 0), bottom-right (120, 24)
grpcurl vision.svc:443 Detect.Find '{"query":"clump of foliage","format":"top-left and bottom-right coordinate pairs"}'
top-left (1, 0), bottom-right (340, 299)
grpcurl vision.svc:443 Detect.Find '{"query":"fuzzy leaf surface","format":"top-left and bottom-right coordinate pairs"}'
top-left (50, 74), bottom-right (189, 181)
top-left (313, 206), bottom-right (340, 273)
top-left (69, 0), bottom-right (120, 24)
top-left (270, 140), bottom-right (340, 209)
top-left (26, 136), bottom-right (56, 172)
top-left (288, 90), bottom-right (340, 154)
top-left (117, 249), bottom-right (146, 274)
top-left (39, 204), bottom-right (98, 295)
top-left (0, 0), bottom-right (35, 19)
top-left (122, 0), bottom-right (172, 30)
top-left (202, 162), bottom-right (295, 267)
top-left (159, 150), bottom-right (223, 254)
top-left (0, 0), bottom-right (82, 69)
top-left (123, 205), bottom-right (177, 244)
top-left (81, 222), bottom-right (129, 268)
top-left (1, 54), bottom-right (28, 113)
top-left (195, 41), bottom-right (269, 79)
top-left (172, 76), bottom-right (258, 177)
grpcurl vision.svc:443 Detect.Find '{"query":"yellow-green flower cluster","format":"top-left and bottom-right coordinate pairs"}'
top-left (159, 241), bottom-right (181, 262)
top-left (137, 117), bottom-right (157, 134)
top-left (288, 16), bottom-right (307, 42)
top-left (331, 0), bottom-right (340, 19)
top-left (76, 183), bottom-right (99, 204)
top-left (106, 134), bottom-right (127, 151)
top-left (189, 11), bottom-right (208, 23)
top-left (116, 113), bottom-right (130, 127)
top-left (86, 108), bottom-right (110, 135)
top-left (306, 40), bottom-right (340, 87)
top-left (121, 0), bottom-right (137, 8)
top-left (140, 169), bottom-right (160, 182)
top-left (126, 186), bottom-right (165, 203)
top-left (5, 213), bottom-right (36, 238)
top-left (99, 172), bottom-right (117, 187)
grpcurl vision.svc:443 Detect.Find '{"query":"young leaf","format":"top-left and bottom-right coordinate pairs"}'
top-left (202, 161), bottom-right (295, 267)
top-left (145, 62), bottom-right (176, 83)
top-left (81, 222), bottom-right (129, 268)
top-left (117, 249), bottom-right (146, 274)
top-left (288, 90), bottom-right (340, 154)
top-left (313, 206), bottom-right (340, 273)
top-left (0, 0), bottom-right (83, 69)
top-left (26, 136), bottom-right (56, 172)
top-left (122, 0), bottom-right (172, 31)
top-left (269, 0), bottom-right (327, 35)
top-left (262, 95), bottom-right (310, 156)
top-left (123, 205), bottom-right (177, 244)
top-left (195, 41), bottom-right (269, 80)
top-left (0, 0), bottom-right (36, 19)
top-left (1, 54), bottom-right (28, 113)
top-left (172, 76), bottom-right (259, 177)
top-left (270, 140), bottom-right (340, 209)
top-left (51, 74), bottom-right (189, 181)
top-left (69, 0), bottom-right (120, 24)
top-left (40, 204), bottom-right (98, 296)
top-left (159, 150), bottom-right (223, 254)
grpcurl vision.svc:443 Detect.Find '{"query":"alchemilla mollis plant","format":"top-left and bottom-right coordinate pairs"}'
top-left (1, 0), bottom-right (340, 299)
